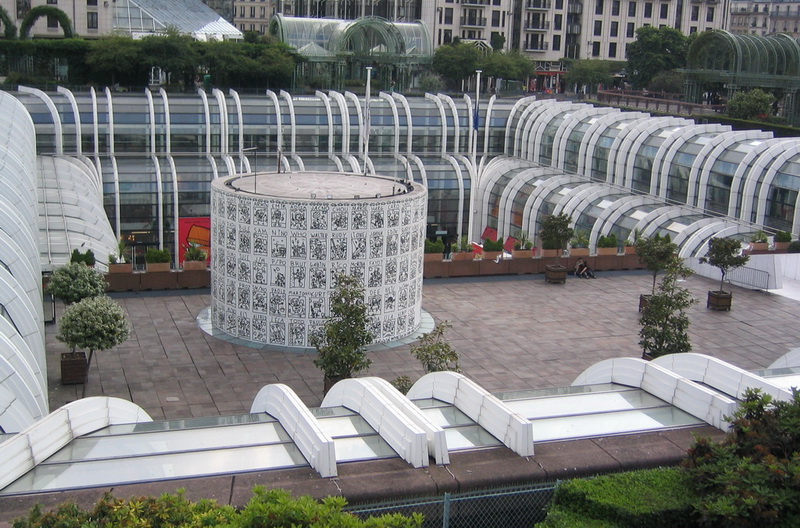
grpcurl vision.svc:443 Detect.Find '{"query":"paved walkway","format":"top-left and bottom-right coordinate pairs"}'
top-left (46, 271), bottom-right (800, 421)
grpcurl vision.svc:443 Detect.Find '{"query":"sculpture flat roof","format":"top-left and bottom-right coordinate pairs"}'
top-left (219, 171), bottom-right (419, 201)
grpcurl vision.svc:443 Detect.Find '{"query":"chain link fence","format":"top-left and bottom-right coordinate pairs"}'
top-left (346, 481), bottom-right (557, 528)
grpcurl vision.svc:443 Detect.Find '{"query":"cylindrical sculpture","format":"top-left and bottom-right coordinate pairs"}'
top-left (210, 171), bottom-right (427, 347)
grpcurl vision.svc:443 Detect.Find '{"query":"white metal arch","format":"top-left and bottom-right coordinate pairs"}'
top-left (576, 111), bottom-right (645, 177)
top-left (56, 86), bottom-right (82, 154)
top-left (196, 88), bottom-right (212, 155)
top-left (390, 92), bottom-right (413, 155)
top-left (613, 116), bottom-right (691, 189)
top-left (379, 91), bottom-right (401, 153)
top-left (425, 93), bottom-right (448, 155)
top-left (551, 106), bottom-right (615, 169)
top-left (728, 138), bottom-right (785, 218)
top-left (503, 95), bottom-right (538, 154)
top-left (18, 86), bottom-right (63, 154)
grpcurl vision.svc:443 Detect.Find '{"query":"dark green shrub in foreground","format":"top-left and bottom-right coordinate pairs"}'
top-left (537, 467), bottom-right (694, 527)
top-left (788, 240), bottom-right (800, 253)
top-left (13, 487), bottom-right (423, 528)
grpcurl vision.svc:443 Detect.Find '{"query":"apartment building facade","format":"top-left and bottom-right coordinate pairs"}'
top-left (730, 0), bottom-right (800, 37)
top-left (0, 0), bottom-right (114, 38)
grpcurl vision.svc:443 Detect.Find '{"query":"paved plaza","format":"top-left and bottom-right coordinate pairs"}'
top-left (46, 271), bottom-right (800, 421)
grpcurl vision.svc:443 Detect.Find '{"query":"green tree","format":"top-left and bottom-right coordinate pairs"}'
top-left (139, 32), bottom-right (199, 88)
top-left (480, 50), bottom-right (533, 82)
top-left (699, 237), bottom-right (749, 293)
top-left (490, 32), bottom-right (506, 51)
top-left (411, 321), bottom-right (459, 373)
top-left (86, 36), bottom-right (140, 86)
top-left (647, 70), bottom-right (684, 93)
top-left (636, 234), bottom-right (678, 295)
top-left (312, 274), bottom-right (374, 385)
top-left (564, 59), bottom-right (614, 92)
top-left (626, 26), bottom-right (688, 89)
top-left (45, 262), bottom-right (107, 305)
top-left (726, 88), bottom-right (776, 120)
top-left (419, 74), bottom-right (445, 93)
top-left (685, 389), bottom-right (800, 528)
top-left (431, 41), bottom-right (482, 89)
top-left (539, 213), bottom-right (574, 266)
top-left (638, 259), bottom-right (696, 358)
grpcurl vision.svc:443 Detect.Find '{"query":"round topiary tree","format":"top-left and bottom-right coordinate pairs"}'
top-left (56, 295), bottom-right (130, 396)
top-left (636, 234), bottom-right (678, 296)
top-left (46, 262), bottom-right (107, 304)
top-left (699, 237), bottom-right (749, 294)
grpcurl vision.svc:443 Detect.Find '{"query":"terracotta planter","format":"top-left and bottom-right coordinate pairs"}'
top-left (569, 247), bottom-right (589, 257)
top-left (483, 250), bottom-right (503, 262)
top-left (108, 263), bottom-right (133, 273)
top-left (540, 249), bottom-right (561, 258)
top-left (749, 242), bottom-right (768, 252)
top-left (596, 247), bottom-right (618, 256)
top-left (183, 260), bottom-right (207, 271)
top-left (707, 290), bottom-right (733, 311)
top-left (424, 253), bottom-right (443, 263)
top-left (545, 264), bottom-right (567, 284)
top-left (624, 246), bottom-right (637, 255)
top-left (61, 351), bottom-right (88, 385)
top-left (512, 249), bottom-right (533, 259)
top-left (146, 262), bottom-right (171, 273)
top-left (775, 242), bottom-right (790, 251)
top-left (452, 251), bottom-right (475, 261)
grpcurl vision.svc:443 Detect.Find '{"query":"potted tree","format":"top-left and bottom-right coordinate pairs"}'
top-left (56, 294), bottom-right (131, 394)
top-left (145, 248), bottom-right (172, 272)
top-left (596, 234), bottom-right (619, 256)
top-left (424, 237), bottom-right (445, 263)
top-left (699, 237), bottom-right (749, 311)
top-left (410, 321), bottom-right (459, 373)
top-left (512, 231), bottom-right (534, 259)
top-left (749, 229), bottom-right (768, 252)
top-left (569, 229), bottom-right (590, 257)
top-left (311, 273), bottom-right (374, 393)
top-left (45, 262), bottom-right (107, 305)
top-left (635, 234), bottom-right (678, 312)
top-left (639, 259), bottom-right (696, 360)
top-left (539, 213), bottom-right (574, 283)
top-left (774, 231), bottom-right (792, 251)
top-left (183, 244), bottom-right (208, 270)
top-left (481, 237), bottom-right (504, 261)
top-left (451, 235), bottom-right (475, 261)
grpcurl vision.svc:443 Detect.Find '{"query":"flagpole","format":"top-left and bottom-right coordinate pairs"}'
top-left (467, 69), bottom-right (481, 244)
top-left (364, 66), bottom-right (372, 176)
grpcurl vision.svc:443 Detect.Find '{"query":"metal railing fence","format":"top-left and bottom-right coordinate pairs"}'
top-left (346, 481), bottom-right (557, 528)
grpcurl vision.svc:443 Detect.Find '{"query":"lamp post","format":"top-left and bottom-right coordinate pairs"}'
top-left (243, 146), bottom-right (258, 194)
top-left (467, 69), bottom-right (482, 244)
top-left (364, 66), bottom-right (373, 176)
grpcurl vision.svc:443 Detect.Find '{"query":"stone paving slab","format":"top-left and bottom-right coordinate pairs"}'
top-left (46, 271), bottom-right (800, 420)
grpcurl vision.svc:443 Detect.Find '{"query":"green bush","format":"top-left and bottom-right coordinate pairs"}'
top-left (70, 248), bottom-right (96, 266)
top-left (483, 238), bottom-right (505, 251)
top-left (13, 487), bottom-right (423, 528)
top-left (788, 240), bottom-right (800, 253)
top-left (539, 468), bottom-right (694, 527)
top-left (597, 234), bottom-right (618, 248)
top-left (184, 244), bottom-right (207, 261)
top-left (45, 262), bottom-right (107, 304)
top-left (424, 237), bottom-right (445, 254)
top-left (145, 247), bottom-right (171, 263)
top-left (775, 231), bottom-right (793, 243)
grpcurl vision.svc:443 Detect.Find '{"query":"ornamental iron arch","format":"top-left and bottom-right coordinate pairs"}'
top-left (20, 6), bottom-right (73, 39)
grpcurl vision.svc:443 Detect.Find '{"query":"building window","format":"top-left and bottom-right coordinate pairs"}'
top-left (596, 0), bottom-right (603, 15)
top-left (592, 41), bottom-right (601, 56)
top-left (628, 2), bottom-right (635, 16)
top-left (612, 0), bottom-right (620, 15)
top-left (644, 2), bottom-right (652, 17)
top-left (443, 29), bottom-right (452, 43)
top-left (660, 3), bottom-right (668, 18)
top-left (594, 20), bottom-right (602, 35)
top-left (250, 6), bottom-right (255, 17)
top-left (690, 26), bottom-right (697, 34)
top-left (610, 21), bottom-right (618, 36)
top-left (47, 14), bottom-right (58, 27)
top-left (87, 11), bottom-right (98, 29)
top-left (554, 14), bottom-right (562, 30)
top-left (491, 10), bottom-right (500, 26)
top-left (444, 8), bottom-right (453, 24)
top-left (626, 22), bottom-right (635, 37)
top-left (691, 5), bottom-right (699, 21)
top-left (46, 0), bottom-right (57, 4)
top-left (553, 34), bottom-right (561, 51)
top-left (87, 0), bottom-right (97, 5)
top-left (556, 0), bottom-right (563, 8)
top-left (260, 6), bottom-right (265, 16)
top-left (706, 7), bottom-right (715, 21)
top-left (239, 6), bottom-right (244, 16)
top-left (609, 42), bottom-right (617, 57)
top-left (494, 0), bottom-right (501, 4)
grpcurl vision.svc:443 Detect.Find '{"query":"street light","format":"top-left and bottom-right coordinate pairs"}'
top-left (243, 146), bottom-right (258, 194)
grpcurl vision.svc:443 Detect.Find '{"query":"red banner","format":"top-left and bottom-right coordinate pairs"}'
top-left (178, 217), bottom-right (211, 263)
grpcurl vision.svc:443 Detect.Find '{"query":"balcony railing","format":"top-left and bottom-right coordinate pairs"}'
top-left (526, 0), bottom-right (552, 9)
top-left (460, 16), bottom-right (488, 27)
top-left (525, 21), bottom-right (551, 30)
top-left (462, 0), bottom-right (491, 5)
top-left (525, 42), bottom-right (550, 51)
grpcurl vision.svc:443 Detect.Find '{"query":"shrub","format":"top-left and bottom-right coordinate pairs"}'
top-left (424, 237), bottom-right (445, 254)
top-left (390, 375), bottom-right (413, 394)
top-left (45, 262), bottom-right (107, 304)
top-left (483, 238), bottom-right (505, 251)
top-left (145, 248), bottom-right (171, 263)
top-left (751, 229), bottom-right (768, 243)
top-left (788, 240), bottom-right (800, 253)
top-left (411, 321), bottom-right (459, 373)
top-left (539, 468), bottom-right (694, 527)
top-left (184, 244), bottom-right (207, 261)
top-left (597, 234), bottom-right (618, 248)
top-left (70, 248), bottom-right (96, 266)
top-left (775, 231), bottom-right (793, 243)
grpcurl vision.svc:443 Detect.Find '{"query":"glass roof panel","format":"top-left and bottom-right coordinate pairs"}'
top-left (418, 406), bottom-right (474, 427)
top-left (333, 435), bottom-right (397, 462)
top-left (444, 426), bottom-right (504, 450)
top-left (317, 415), bottom-right (376, 437)
top-left (504, 390), bottom-right (668, 420)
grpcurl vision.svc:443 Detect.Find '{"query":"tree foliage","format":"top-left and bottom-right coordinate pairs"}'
top-left (45, 262), bottom-right (107, 304)
top-left (20, 6), bottom-right (73, 39)
top-left (564, 60), bottom-right (615, 91)
top-left (699, 237), bottom-right (749, 293)
top-left (431, 42), bottom-right (482, 89)
top-left (86, 36), bottom-right (141, 86)
top-left (626, 26), bottom-right (688, 89)
top-left (636, 234), bottom-right (678, 295)
top-left (638, 259), bottom-right (696, 358)
top-left (539, 213), bottom-right (575, 251)
top-left (411, 321), bottom-right (459, 373)
top-left (647, 70), bottom-right (684, 94)
top-left (727, 88), bottom-right (776, 120)
top-left (685, 389), bottom-right (800, 528)
top-left (479, 50), bottom-right (533, 81)
top-left (312, 274), bottom-right (374, 380)
top-left (56, 295), bottom-right (130, 355)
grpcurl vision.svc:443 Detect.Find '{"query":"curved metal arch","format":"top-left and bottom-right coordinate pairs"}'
top-left (754, 144), bottom-right (800, 228)
top-left (739, 140), bottom-right (797, 222)
top-left (475, 156), bottom-right (527, 233)
top-left (279, 90), bottom-right (297, 154)
top-left (331, 16), bottom-right (407, 57)
top-left (380, 91), bottom-right (401, 153)
top-left (437, 93), bottom-right (460, 154)
top-left (390, 92), bottom-right (413, 155)
top-left (551, 106), bottom-right (615, 169)
top-left (614, 116), bottom-right (692, 189)
top-left (327, 90), bottom-right (350, 154)
top-left (158, 87), bottom-right (172, 154)
top-left (604, 115), bottom-right (664, 185)
top-left (344, 91), bottom-right (364, 158)
top-left (526, 174), bottom-right (584, 240)
top-left (576, 110), bottom-right (644, 177)
top-left (424, 93), bottom-right (448, 155)
top-left (515, 99), bottom-right (549, 159)
top-left (266, 90), bottom-right (284, 155)
top-left (315, 90), bottom-right (335, 155)
top-left (593, 194), bottom-right (663, 244)
top-left (503, 95), bottom-right (538, 155)
top-left (212, 88), bottom-right (229, 154)
top-left (145, 88), bottom-right (157, 155)
top-left (528, 103), bottom-right (587, 164)
top-left (56, 87), bottom-right (82, 155)
top-left (496, 166), bottom-right (546, 240)
top-left (676, 219), bottom-right (744, 258)
top-left (728, 137), bottom-right (785, 218)
top-left (196, 88), bottom-right (212, 155)
top-left (18, 86), bottom-right (63, 154)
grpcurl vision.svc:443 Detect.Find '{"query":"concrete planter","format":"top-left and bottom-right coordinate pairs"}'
top-left (183, 260), bottom-right (207, 271)
top-left (540, 249), bottom-right (561, 258)
top-left (108, 263), bottom-right (133, 273)
top-left (424, 253), bottom-right (443, 263)
top-left (451, 251), bottom-right (475, 261)
top-left (569, 247), bottom-right (589, 257)
top-left (512, 249), bottom-right (533, 259)
top-left (596, 247), bottom-right (618, 256)
top-left (146, 262), bottom-right (171, 273)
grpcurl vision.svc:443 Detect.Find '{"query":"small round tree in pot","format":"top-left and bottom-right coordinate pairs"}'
top-left (635, 234), bottom-right (678, 311)
top-left (539, 213), bottom-right (574, 283)
top-left (312, 273), bottom-right (374, 393)
top-left (46, 262), bottom-right (107, 305)
top-left (699, 237), bottom-right (750, 311)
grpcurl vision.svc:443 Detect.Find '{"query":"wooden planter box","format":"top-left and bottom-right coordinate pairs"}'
top-left (146, 262), bottom-right (171, 273)
top-left (540, 249), bottom-right (561, 258)
top-left (775, 242), bottom-right (790, 251)
top-left (596, 247), bottom-right (618, 256)
top-left (183, 260), bottom-right (207, 271)
top-left (749, 242), bottom-right (769, 252)
top-left (61, 351), bottom-right (87, 385)
top-left (624, 246), bottom-right (637, 255)
top-left (545, 264), bottom-right (567, 284)
top-left (569, 248), bottom-right (589, 257)
top-left (707, 290), bottom-right (733, 311)
top-left (512, 249), bottom-right (533, 259)
top-left (451, 251), bottom-right (475, 261)
top-left (108, 263), bottom-right (133, 273)
top-left (483, 250), bottom-right (502, 262)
